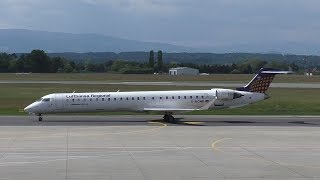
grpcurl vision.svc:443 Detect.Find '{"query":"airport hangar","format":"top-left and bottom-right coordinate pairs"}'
top-left (169, 67), bottom-right (199, 75)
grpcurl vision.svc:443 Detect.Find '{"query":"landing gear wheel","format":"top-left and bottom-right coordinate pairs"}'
top-left (38, 114), bottom-right (43, 121)
top-left (163, 114), bottom-right (169, 122)
top-left (163, 112), bottom-right (176, 123)
top-left (168, 115), bottom-right (175, 123)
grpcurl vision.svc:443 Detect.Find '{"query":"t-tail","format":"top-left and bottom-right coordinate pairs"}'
top-left (236, 68), bottom-right (291, 93)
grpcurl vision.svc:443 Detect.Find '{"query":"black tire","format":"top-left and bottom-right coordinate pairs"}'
top-left (168, 116), bottom-right (175, 123)
top-left (39, 117), bottom-right (43, 121)
top-left (163, 115), bottom-right (169, 122)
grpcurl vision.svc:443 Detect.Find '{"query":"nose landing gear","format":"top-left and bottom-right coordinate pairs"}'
top-left (37, 114), bottom-right (43, 121)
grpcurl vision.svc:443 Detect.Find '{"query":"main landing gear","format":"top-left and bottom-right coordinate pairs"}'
top-left (37, 114), bottom-right (43, 121)
top-left (163, 111), bottom-right (176, 123)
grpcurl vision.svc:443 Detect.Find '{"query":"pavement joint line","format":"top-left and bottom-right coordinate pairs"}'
top-left (0, 122), bottom-right (167, 140)
top-left (0, 131), bottom-right (30, 162)
top-left (236, 147), bottom-right (320, 170)
top-left (190, 153), bottom-right (227, 180)
top-left (242, 147), bottom-right (307, 178)
top-left (0, 147), bottom-right (190, 167)
top-left (211, 138), bottom-right (320, 171)
top-left (126, 148), bottom-right (149, 180)
top-left (191, 154), bottom-right (209, 167)
top-left (0, 121), bottom-right (169, 167)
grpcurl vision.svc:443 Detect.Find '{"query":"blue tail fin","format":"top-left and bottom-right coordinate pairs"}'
top-left (236, 68), bottom-right (291, 93)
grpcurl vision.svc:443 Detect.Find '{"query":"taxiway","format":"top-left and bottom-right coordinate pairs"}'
top-left (0, 115), bottom-right (319, 180)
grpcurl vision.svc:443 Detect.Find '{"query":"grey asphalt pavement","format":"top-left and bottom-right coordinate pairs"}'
top-left (0, 115), bottom-right (320, 180)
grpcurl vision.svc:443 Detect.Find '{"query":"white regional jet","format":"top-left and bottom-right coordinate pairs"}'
top-left (24, 68), bottom-right (290, 122)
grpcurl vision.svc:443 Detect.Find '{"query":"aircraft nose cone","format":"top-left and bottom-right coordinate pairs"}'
top-left (24, 105), bottom-right (31, 112)
top-left (24, 104), bottom-right (35, 113)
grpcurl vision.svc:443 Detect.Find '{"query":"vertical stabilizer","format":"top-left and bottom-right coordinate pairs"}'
top-left (236, 68), bottom-right (291, 93)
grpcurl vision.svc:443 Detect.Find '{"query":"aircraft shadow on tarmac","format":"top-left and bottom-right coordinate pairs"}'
top-left (14, 116), bottom-right (320, 127)
top-left (1, 116), bottom-right (319, 126)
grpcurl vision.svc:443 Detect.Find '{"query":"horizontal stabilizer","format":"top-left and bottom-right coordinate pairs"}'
top-left (260, 70), bottom-right (292, 74)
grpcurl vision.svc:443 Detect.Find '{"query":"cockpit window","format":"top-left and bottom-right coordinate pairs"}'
top-left (42, 98), bottom-right (50, 102)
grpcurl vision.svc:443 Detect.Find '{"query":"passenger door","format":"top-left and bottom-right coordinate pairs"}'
top-left (54, 94), bottom-right (64, 112)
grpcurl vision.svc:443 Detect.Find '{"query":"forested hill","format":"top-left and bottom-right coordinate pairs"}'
top-left (48, 52), bottom-right (320, 66)
top-left (0, 29), bottom-right (193, 53)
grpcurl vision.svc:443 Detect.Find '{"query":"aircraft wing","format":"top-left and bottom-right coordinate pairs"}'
top-left (143, 108), bottom-right (197, 111)
top-left (143, 98), bottom-right (215, 112)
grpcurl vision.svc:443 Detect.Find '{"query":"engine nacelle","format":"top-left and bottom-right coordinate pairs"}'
top-left (215, 89), bottom-right (243, 100)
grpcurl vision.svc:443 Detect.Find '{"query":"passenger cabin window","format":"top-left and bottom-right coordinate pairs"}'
top-left (132, 97), bottom-right (134, 100)
top-left (172, 96), bottom-right (174, 99)
top-left (178, 96), bottom-right (180, 99)
top-left (120, 97), bottom-right (123, 100)
top-left (143, 97), bottom-right (146, 100)
top-left (42, 98), bottom-right (50, 102)
top-left (190, 96), bottom-right (192, 99)
top-left (152, 97), bottom-right (155, 100)
top-left (196, 96), bottom-right (198, 99)
top-left (114, 98), bottom-right (116, 101)
top-left (137, 97), bottom-right (140, 100)
top-left (102, 98), bottom-right (104, 101)
top-left (96, 98), bottom-right (98, 101)
top-left (90, 98), bottom-right (92, 101)
top-left (108, 98), bottom-right (110, 101)
top-left (160, 97), bottom-right (162, 100)
top-left (184, 96), bottom-right (186, 99)
top-left (166, 96), bottom-right (168, 99)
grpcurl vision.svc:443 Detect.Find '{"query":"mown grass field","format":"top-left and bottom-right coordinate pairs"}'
top-left (1, 73), bottom-right (320, 83)
top-left (1, 83), bottom-right (319, 115)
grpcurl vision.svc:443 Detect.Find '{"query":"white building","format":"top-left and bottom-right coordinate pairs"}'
top-left (169, 67), bottom-right (199, 75)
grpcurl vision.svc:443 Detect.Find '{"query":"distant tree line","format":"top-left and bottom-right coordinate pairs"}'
top-left (0, 50), bottom-right (78, 73)
top-left (0, 49), bottom-right (302, 74)
top-left (47, 52), bottom-right (320, 67)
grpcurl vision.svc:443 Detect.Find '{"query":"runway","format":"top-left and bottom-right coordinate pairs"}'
top-left (1, 80), bottom-right (320, 88)
top-left (0, 115), bottom-right (320, 180)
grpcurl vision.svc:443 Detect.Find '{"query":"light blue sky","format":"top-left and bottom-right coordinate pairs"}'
top-left (0, 0), bottom-right (319, 52)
